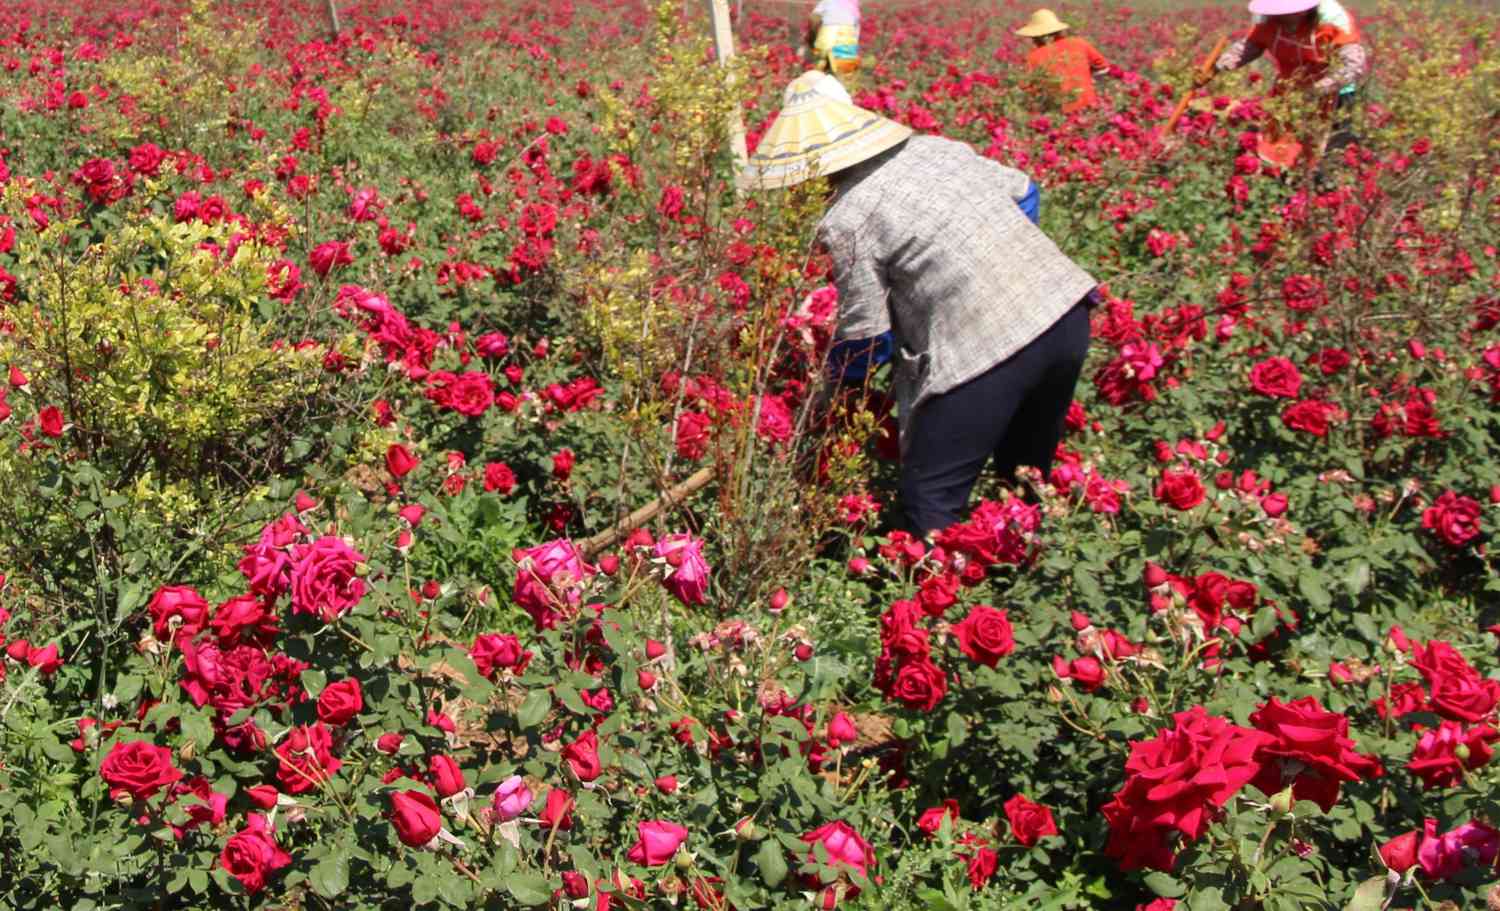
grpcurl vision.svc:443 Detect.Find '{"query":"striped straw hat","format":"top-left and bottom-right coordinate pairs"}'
top-left (739, 71), bottom-right (913, 191)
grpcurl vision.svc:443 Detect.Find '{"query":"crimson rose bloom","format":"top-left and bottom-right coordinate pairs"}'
top-left (1281, 400), bottom-right (1338, 437)
top-left (220, 813), bottom-right (291, 894)
top-left (470, 633), bottom-right (529, 678)
top-left (385, 443), bottom-right (420, 479)
top-left (563, 729), bottom-right (602, 782)
top-left (147, 584), bottom-right (210, 644)
top-left (540, 787), bottom-right (575, 830)
top-left (307, 239), bottom-right (353, 277)
top-left (1003, 793), bottom-right (1058, 847)
top-left (889, 658), bottom-right (947, 711)
top-left (1247, 697), bottom-right (1383, 812)
top-left (428, 754), bottom-right (467, 798)
top-left (425, 370), bottom-right (493, 417)
top-left (388, 790), bottom-right (442, 847)
top-left (1154, 468), bottom-right (1205, 511)
top-left (1248, 357), bottom-right (1303, 399)
top-left (626, 820), bottom-right (690, 866)
top-left (916, 800), bottom-right (961, 836)
top-left (289, 536), bottom-right (368, 623)
top-left (1281, 274), bottom-right (1325, 311)
top-left (100, 740), bottom-right (183, 800)
top-left (1421, 491), bottom-right (1483, 548)
top-left (316, 678), bottom-right (363, 727)
top-left (675, 411), bottom-right (712, 460)
top-left (964, 846), bottom-right (998, 889)
top-left (276, 723), bottom-right (341, 794)
top-left (1379, 830), bottom-right (1419, 873)
top-left (1101, 707), bottom-right (1270, 871)
top-left (1411, 639), bottom-right (1500, 723)
top-left (483, 462), bottom-right (516, 494)
top-left (952, 605), bottom-right (1015, 668)
top-left (1407, 720), bottom-right (1499, 789)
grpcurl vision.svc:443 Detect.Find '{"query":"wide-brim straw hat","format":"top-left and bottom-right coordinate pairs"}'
top-left (739, 72), bottom-right (913, 191)
top-left (1015, 8), bottom-right (1069, 37)
top-left (1247, 0), bottom-right (1319, 15)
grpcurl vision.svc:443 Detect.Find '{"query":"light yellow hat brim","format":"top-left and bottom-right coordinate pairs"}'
top-left (739, 72), bottom-right (914, 191)
top-left (1015, 8), bottom-right (1070, 37)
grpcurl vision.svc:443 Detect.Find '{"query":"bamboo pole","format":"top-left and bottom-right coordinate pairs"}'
top-left (580, 467), bottom-right (717, 558)
top-left (325, 0), bottom-right (341, 38)
top-left (1164, 35), bottom-right (1229, 133)
top-left (704, 0), bottom-right (750, 173)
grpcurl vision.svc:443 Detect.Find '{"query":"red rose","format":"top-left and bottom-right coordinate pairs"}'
top-left (220, 813), bottom-right (292, 894)
top-left (1310, 347), bottom-right (1350, 375)
top-left (952, 605), bottom-right (1014, 668)
top-left (316, 679), bottom-right (363, 727)
top-left (675, 411), bottom-right (712, 460)
top-left (888, 658), bottom-right (947, 711)
top-left (1247, 696), bottom-right (1383, 812)
top-left (275, 722), bottom-right (341, 794)
top-left (1379, 830), bottom-right (1420, 873)
top-left (37, 405), bottom-right (65, 437)
top-left (916, 799), bottom-right (961, 836)
top-left (147, 585), bottom-right (209, 643)
top-left (1281, 274), bottom-right (1325, 311)
top-left (1412, 639), bottom-right (1500, 723)
top-left (289, 536), bottom-right (367, 623)
top-left (963, 846), bottom-right (998, 889)
top-left (428, 754), bottom-right (467, 798)
top-left (375, 732), bottom-right (405, 755)
top-left (388, 790), bottom-right (442, 847)
top-left (1421, 491), bottom-right (1483, 548)
top-left (470, 633), bottom-right (529, 678)
top-left (100, 739), bottom-right (183, 800)
top-left (385, 443), bottom-right (420, 479)
top-left (1407, 720), bottom-right (1499, 789)
top-left (425, 370), bottom-right (493, 417)
top-left (1248, 357), bottom-right (1303, 399)
top-left (626, 820), bottom-right (690, 866)
top-left (1154, 468), bottom-right (1205, 511)
top-left (307, 239), bottom-right (353, 277)
top-left (1101, 708), bottom-right (1270, 872)
top-left (551, 448), bottom-right (575, 481)
top-left (1052, 655), bottom-right (1106, 692)
top-left (1003, 793), bottom-right (1058, 847)
top-left (540, 787), bottom-right (574, 830)
top-left (563, 729), bottom-right (602, 782)
top-left (1281, 400), bottom-right (1337, 437)
top-left (483, 462), bottom-right (516, 495)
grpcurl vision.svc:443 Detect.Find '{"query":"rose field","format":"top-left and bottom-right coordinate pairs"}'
top-left (1, 0), bottom-right (1499, 907)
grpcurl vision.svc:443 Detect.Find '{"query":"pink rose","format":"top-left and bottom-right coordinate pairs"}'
top-left (802, 820), bottom-right (875, 876)
top-left (626, 820), bottom-right (689, 866)
top-left (289, 536), bottom-right (367, 623)
top-left (491, 775), bottom-right (532, 821)
top-left (148, 585), bottom-right (209, 643)
top-left (1418, 818), bottom-right (1500, 880)
top-left (654, 534), bottom-right (711, 606)
top-left (512, 539), bottom-right (595, 630)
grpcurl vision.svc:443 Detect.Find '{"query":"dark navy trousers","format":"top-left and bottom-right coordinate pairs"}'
top-left (901, 300), bottom-right (1091, 535)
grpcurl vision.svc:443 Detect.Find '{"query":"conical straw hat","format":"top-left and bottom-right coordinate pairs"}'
top-left (739, 71), bottom-right (914, 191)
top-left (1015, 8), bottom-right (1070, 37)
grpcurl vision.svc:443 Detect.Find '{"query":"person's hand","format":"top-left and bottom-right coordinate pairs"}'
top-left (1312, 77), bottom-right (1338, 96)
top-left (1214, 54), bottom-right (1237, 72)
top-left (1192, 70), bottom-right (1214, 90)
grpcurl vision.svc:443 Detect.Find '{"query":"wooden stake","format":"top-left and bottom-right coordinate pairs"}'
top-left (580, 467), bottom-right (717, 558)
top-left (1164, 35), bottom-right (1229, 133)
top-left (704, 0), bottom-right (750, 172)
top-left (325, 0), bottom-right (341, 38)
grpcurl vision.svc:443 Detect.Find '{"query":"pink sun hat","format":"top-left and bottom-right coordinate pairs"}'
top-left (1247, 0), bottom-right (1319, 15)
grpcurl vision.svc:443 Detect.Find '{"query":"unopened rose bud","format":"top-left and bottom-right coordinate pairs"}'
top-left (1143, 563), bottom-right (1168, 588)
top-left (768, 588), bottom-right (791, 614)
top-left (794, 643), bottom-right (813, 662)
top-left (354, 561), bottom-right (371, 577)
top-left (1269, 787), bottom-right (1294, 816)
top-left (598, 554), bottom-right (620, 575)
top-left (847, 557), bottom-right (870, 575)
top-left (734, 817), bottom-right (759, 841)
top-left (1456, 743), bottom-right (1472, 761)
top-left (638, 669), bottom-right (657, 690)
top-left (674, 848), bottom-right (694, 872)
top-left (645, 639), bottom-right (667, 660)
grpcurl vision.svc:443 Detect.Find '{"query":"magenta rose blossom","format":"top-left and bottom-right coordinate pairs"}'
top-left (470, 633), bottom-right (529, 678)
top-left (512, 539), bottom-right (595, 630)
top-left (1417, 818), bottom-right (1500, 880)
top-left (289, 536), bottom-right (368, 623)
top-left (491, 775), bottom-right (533, 821)
top-left (654, 533), bottom-right (711, 606)
top-left (802, 820), bottom-right (875, 880)
top-left (220, 813), bottom-right (292, 894)
top-left (626, 820), bottom-right (690, 866)
top-left (275, 723), bottom-right (342, 794)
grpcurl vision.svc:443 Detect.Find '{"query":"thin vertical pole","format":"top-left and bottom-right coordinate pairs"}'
top-left (704, 0), bottom-right (750, 173)
top-left (325, 0), bottom-right (341, 38)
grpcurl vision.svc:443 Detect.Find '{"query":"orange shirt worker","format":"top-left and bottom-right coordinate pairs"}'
top-left (1016, 9), bottom-right (1111, 113)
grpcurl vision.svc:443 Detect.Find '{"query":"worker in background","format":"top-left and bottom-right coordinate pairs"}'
top-left (1016, 9), bottom-right (1112, 114)
top-left (741, 73), bottom-right (1097, 535)
top-left (1211, 0), bottom-right (1368, 152)
top-left (805, 0), bottom-right (861, 77)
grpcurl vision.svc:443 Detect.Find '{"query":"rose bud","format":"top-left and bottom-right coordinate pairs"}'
top-left (1491, 484), bottom-right (1500, 505)
top-left (491, 774), bottom-right (533, 821)
top-left (598, 553), bottom-right (620, 575)
top-left (421, 580), bottom-right (442, 600)
top-left (376, 732), bottom-right (405, 755)
top-left (1069, 611), bottom-right (1092, 631)
top-left (6, 638), bottom-right (30, 661)
top-left (654, 775), bottom-right (678, 794)
top-left (768, 588), bottom-right (791, 614)
top-left (388, 790), bottom-right (442, 848)
top-left (733, 817), bottom-right (759, 841)
top-left (398, 504), bottom-right (426, 527)
top-left (1143, 563), bottom-right (1168, 588)
top-left (794, 643), bottom-right (814, 662)
top-left (1379, 830), bottom-right (1419, 873)
top-left (847, 557), bottom-right (870, 575)
top-left (428, 754), bottom-right (466, 798)
top-left (1261, 493), bottom-right (1289, 517)
top-left (637, 669), bottom-right (657, 690)
top-left (561, 871), bottom-right (589, 899)
top-left (827, 712), bottom-right (858, 747)
top-left (294, 490), bottom-right (317, 512)
top-left (645, 639), bottom-right (667, 660)
top-left (246, 785), bottom-right (281, 809)
top-left (395, 529), bottom-right (413, 552)
top-left (1269, 787), bottom-right (1294, 816)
